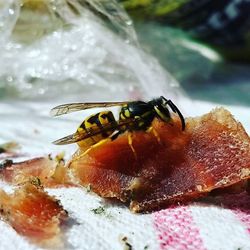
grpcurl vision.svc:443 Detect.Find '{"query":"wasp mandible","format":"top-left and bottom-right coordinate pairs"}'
top-left (50, 96), bottom-right (185, 153)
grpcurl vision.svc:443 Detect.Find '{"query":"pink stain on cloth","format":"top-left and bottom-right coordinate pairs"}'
top-left (153, 192), bottom-right (250, 250)
top-left (153, 206), bottom-right (206, 250)
top-left (216, 192), bottom-right (250, 235)
top-left (235, 209), bottom-right (250, 235)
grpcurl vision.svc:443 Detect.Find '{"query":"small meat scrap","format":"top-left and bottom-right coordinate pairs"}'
top-left (0, 142), bottom-right (21, 159)
top-left (0, 142), bottom-right (19, 154)
top-left (69, 108), bottom-right (250, 212)
top-left (0, 182), bottom-right (68, 246)
top-left (0, 156), bottom-right (74, 187)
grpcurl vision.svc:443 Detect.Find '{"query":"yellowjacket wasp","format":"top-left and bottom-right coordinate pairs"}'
top-left (51, 96), bottom-right (185, 152)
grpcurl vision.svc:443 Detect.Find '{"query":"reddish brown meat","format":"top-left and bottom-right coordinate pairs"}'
top-left (0, 157), bottom-right (74, 187)
top-left (69, 108), bottom-right (250, 212)
top-left (0, 183), bottom-right (68, 246)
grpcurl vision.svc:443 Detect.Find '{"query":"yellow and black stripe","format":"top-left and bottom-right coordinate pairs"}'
top-left (77, 111), bottom-right (116, 148)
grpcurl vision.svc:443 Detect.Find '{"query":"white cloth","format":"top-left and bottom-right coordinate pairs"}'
top-left (0, 100), bottom-right (249, 250)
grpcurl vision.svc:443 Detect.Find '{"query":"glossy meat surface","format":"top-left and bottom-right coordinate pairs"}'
top-left (69, 108), bottom-right (250, 212)
top-left (0, 157), bottom-right (74, 187)
top-left (0, 183), bottom-right (68, 246)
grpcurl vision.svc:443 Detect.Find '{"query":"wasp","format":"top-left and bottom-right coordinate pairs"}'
top-left (50, 96), bottom-right (185, 154)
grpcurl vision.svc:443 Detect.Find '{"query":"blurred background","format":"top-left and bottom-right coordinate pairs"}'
top-left (0, 0), bottom-right (249, 154)
top-left (119, 0), bottom-right (250, 106)
top-left (0, 0), bottom-right (250, 105)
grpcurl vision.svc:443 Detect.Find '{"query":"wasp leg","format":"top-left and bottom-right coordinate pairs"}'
top-left (84, 138), bottom-right (112, 155)
top-left (110, 130), bottom-right (122, 141)
top-left (128, 132), bottom-right (137, 159)
top-left (147, 126), bottom-right (162, 144)
top-left (68, 138), bottom-right (112, 166)
top-left (74, 130), bottom-right (122, 161)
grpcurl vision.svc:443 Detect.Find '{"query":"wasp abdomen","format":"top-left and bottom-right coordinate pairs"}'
top-left (77, 111), bottom-right (116, 149)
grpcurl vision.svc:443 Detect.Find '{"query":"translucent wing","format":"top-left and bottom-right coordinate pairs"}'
top-left (53, 118), bottom-right (138, 145)
top-left (53, 132), bottom-right (87, 145)
top-left (50, 102), bottom-right (129, 117)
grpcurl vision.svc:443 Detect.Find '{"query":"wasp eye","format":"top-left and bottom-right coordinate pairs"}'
top-left (160, 96), bottom-right (168, 104)
top-left (154, 105), bottom-right (170, 122)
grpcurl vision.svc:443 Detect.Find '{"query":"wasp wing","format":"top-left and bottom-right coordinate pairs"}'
top-left (53, 133), bottom-right (83, 145)
top-left (50, 102), bottom-right (130, 117)
top-left (52, 118), bottom-right (138, 145)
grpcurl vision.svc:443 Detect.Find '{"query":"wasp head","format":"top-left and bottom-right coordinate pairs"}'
top-left (150, 96), bottom-right (185, 130)
top-left (150, 96), bottom-right (171, 123)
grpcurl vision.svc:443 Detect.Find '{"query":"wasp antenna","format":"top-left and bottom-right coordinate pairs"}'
top-left (166, 100), bottom-right (185, 131)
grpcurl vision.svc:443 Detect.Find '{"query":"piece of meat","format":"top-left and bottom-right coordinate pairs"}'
top-left (0, 157), bottom-right (75, 187)
top-left (68, 108), bottom-right (250, 212)
top-left (0, 183), bottom-right (68, 246)
top-left (0, 142), bottom-right (22, 159)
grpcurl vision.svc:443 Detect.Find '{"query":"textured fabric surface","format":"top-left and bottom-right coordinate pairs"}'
top-left (0, 100), bottom-right (249, 250)
top-left (153, 207), bottom-right (205, 250)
